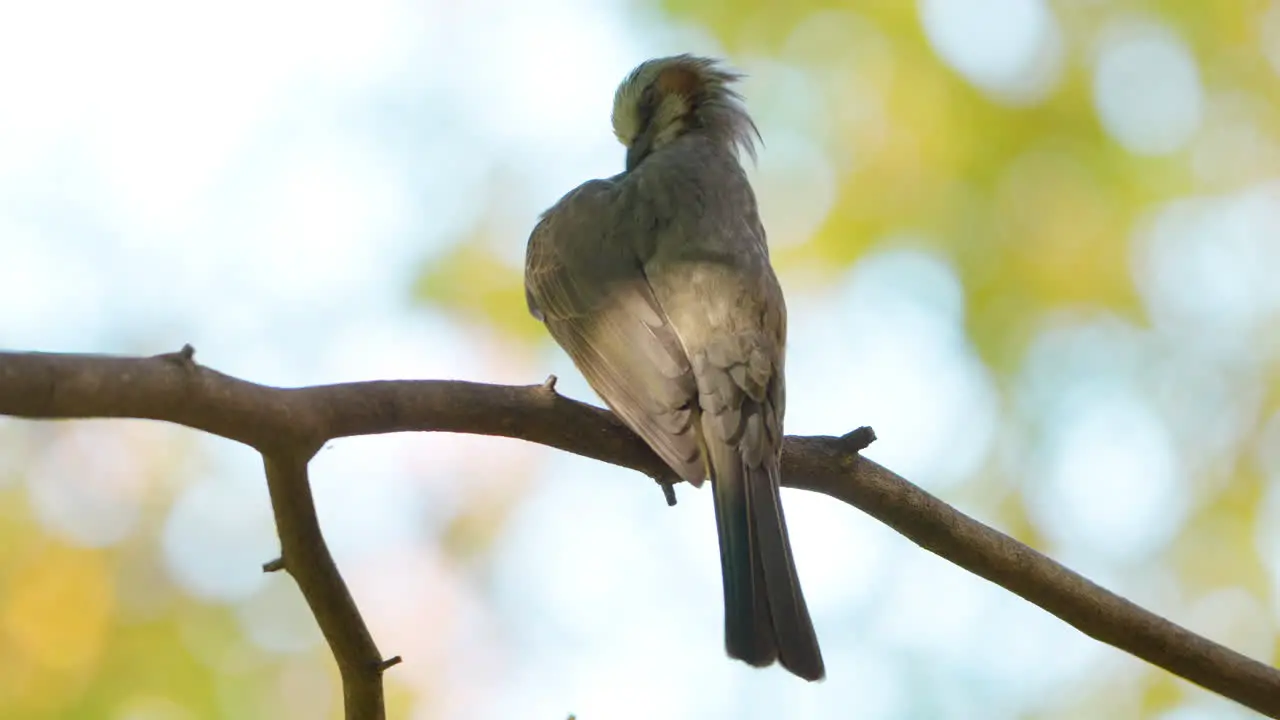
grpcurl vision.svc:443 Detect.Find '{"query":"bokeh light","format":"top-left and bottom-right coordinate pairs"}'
top-left (1092, 18), bottom-right (1204, 156)
top-left (788, 247), bottom-right (998, 491)
top-left (1132, 181), bottom-right (1280, 357)
top-left (162, 474), bottom-right (276, 603)
top-left (919, 0), bottom-right (1064, 106)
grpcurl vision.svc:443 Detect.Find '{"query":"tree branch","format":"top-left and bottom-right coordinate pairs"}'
top-left (2, 348), bottom-right (1278, 717)
top-left (262, 453), bottom-right (387, 719)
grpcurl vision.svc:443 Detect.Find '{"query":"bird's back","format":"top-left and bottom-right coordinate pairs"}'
top-left (619, 133), bottom-right (787, 418)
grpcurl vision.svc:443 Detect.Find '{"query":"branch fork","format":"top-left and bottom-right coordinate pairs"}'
top-left (1, 347), bottom-right (1277, 718)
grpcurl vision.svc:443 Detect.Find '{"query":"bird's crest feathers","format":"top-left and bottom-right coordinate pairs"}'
top-left (611, 54), bottom-right (760, 164)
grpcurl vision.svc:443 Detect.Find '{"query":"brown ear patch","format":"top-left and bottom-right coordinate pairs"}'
top-left (656, 64), bottom-right (702, 98)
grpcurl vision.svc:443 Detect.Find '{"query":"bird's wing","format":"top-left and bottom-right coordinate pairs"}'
top-left (524, 180), bottom-right (704, 484)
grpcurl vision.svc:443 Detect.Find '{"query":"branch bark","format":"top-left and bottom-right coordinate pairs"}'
top-left (262, 453), bottom-right (389, 719)
top-left (2, 348), bottom-right (1278, 718)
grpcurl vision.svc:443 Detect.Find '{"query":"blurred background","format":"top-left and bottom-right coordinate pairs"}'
top-left (1, 0), bottom-right (1278, 717)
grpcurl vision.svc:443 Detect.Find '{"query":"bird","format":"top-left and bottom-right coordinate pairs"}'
top-left (523, 54), bottom-right (824, 681)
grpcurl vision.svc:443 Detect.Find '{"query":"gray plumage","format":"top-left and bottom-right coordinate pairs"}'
top-left (524, 54), bottom-right (824, 681)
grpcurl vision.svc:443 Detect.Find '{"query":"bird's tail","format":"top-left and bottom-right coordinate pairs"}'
top-left (708, 438), bottom-right (825, 681)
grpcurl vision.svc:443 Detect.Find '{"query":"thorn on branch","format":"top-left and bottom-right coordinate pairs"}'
top-left (262, 557), bottom-right (285, 573)
top-left (541, 374), bottom-right (558, 394)
top-left (842, 426), bottom-right (876, 452)
top-left (155, 343), bottom-right (197, 368)
top-left (374, 656), bottom-right (402, 673)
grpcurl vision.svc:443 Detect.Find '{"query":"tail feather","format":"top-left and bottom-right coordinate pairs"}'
top-left (708, 438), bottom-right (824, 680)
top-left (747, 460), bottom-right (824, 681)
top-left (711, 454), bottom-right (776, 666)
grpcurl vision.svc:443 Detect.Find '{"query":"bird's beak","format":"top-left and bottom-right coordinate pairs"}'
top-left (626, 125), bottom-right (658, 172)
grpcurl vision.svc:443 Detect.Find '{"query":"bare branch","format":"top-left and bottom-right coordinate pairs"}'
top-left (263, 453), bottom-right (388, 720)
top-left (2, 349), bottom-right (1278, 717)
top-left (0, 349), bottom-right (396, 719)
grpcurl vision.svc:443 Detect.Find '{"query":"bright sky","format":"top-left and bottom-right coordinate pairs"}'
top-left (1, 0), bottom-right (1276, 718)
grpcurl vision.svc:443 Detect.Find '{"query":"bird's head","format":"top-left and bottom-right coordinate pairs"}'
top-left (611, 54), bottom-right (760, 172)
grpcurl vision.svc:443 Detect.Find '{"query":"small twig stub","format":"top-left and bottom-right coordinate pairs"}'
top-left (156, 343), bottom-right (197, 367)
top-left (375, 656), bottom-right (402, 673)
top-left (842, 425), bottom-right (876, 452)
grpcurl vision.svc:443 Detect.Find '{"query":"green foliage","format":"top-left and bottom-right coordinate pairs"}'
top-left (413, 234), bottom-right (545, 344)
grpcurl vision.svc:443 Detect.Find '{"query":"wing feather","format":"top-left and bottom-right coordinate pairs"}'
top-left (524, 180), bottom-right (704, 484)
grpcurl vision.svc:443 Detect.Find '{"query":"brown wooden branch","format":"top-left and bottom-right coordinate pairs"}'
top-left (262, 453), bottom-right (386, 719)
top-left (2, 347), bottom-right (1279, 718)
